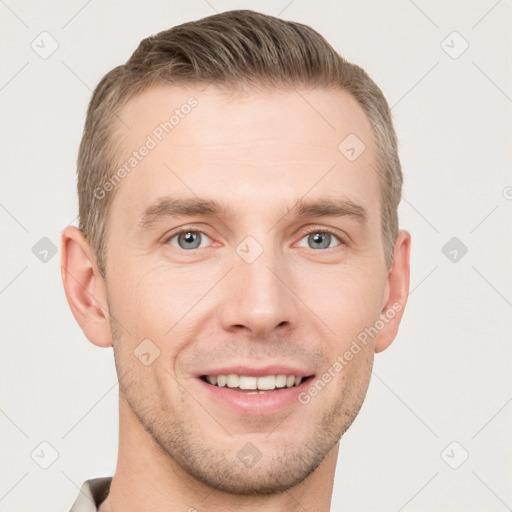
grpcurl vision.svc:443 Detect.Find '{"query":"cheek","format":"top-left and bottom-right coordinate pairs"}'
top-left (303, 265), bottom-right (385, 341)
top-left (107, 261), bottom-right (214, 370)
top-left (108, 262), bottom-right (189, 330)
top-left (107, 248), bottom-right (386, 355)
top-left (338, 346), bottom-right (374, 415)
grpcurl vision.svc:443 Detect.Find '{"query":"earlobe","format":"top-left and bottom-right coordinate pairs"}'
top-left (374, 230), bottom-right (411, 353)
top-left (60, 226), bottom-right (113, 348)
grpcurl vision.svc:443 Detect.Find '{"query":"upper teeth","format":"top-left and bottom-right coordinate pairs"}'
top-left (205, 374), bottom-right (303, 390)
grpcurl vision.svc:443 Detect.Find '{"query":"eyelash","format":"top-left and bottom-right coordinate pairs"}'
top-left (165, 226), bottom-right (347, 251)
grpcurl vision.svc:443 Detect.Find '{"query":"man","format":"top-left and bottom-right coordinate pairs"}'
top-left (62, 9), bottom-right (410, 511)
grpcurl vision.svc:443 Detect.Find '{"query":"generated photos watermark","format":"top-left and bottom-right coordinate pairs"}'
top-left (93, 96), bottom-right (198, 200)
top-left (298, 301), bottom-right (403, 405)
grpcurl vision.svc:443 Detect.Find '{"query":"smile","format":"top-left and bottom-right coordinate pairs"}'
top-left (196, 373), bottom-right (315, 415)
top-left (200, 374), bottom-right (306, 393)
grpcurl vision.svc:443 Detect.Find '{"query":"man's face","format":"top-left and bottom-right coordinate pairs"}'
top-left (104, 84), bottom-right (392, 493)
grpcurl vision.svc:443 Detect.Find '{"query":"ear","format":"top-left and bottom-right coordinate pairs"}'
top-left (60, 226), bottom-right (113, 348)
top-left (374, 229), bottom-right (411, 353)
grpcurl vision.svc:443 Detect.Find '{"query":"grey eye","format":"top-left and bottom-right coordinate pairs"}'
top-left (297, 232), bottom-right (341, 250)
top-left (169, 231), bottom-right (210, 250)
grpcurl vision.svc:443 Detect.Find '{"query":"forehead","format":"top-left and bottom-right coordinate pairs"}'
top-left (108, 84), bottom-right (380, 221)
top-left (117, 83), bottom-right (374, 155)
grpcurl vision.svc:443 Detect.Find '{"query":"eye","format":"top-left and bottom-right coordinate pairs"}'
top-left (296, 229), bottom-right (343, 250)
top-left (167, 230), bottom-right (212, 250)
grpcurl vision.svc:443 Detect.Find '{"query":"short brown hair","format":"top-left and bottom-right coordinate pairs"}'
top-left (77, 9), bottom-right (402, 277)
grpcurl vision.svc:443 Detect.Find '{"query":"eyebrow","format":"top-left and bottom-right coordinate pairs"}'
top-left (138, 195), bottom-right (368, 230)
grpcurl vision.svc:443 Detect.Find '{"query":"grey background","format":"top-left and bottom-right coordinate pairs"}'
top-left (1, 0), bottom-right (511, 511)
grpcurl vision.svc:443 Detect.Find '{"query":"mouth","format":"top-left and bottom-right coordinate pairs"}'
top-left (199, 373), bottom-right (312, 394)
top-left (195, 370), bottom-right (315, 415)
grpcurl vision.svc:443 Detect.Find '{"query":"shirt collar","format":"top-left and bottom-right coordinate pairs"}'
top-left (69, 477), bottom-right (112, 512)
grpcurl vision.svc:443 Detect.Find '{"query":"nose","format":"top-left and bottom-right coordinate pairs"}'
top-left (219, 242), bottom-right (299, 339)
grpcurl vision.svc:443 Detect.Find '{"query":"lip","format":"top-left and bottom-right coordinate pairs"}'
top-left (194, 365), bottom-right (312, 378)
top-left (194, 373), bottom-right (315, 416)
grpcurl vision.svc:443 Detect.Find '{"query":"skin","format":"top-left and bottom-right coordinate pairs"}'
top-left (61, 84), bottom-right (410, 512)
